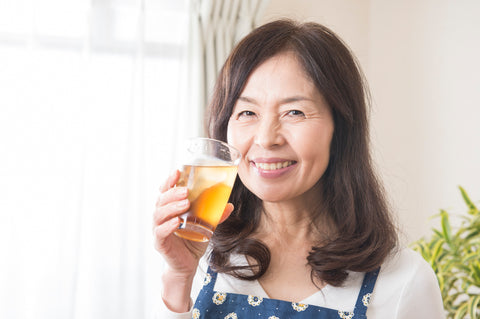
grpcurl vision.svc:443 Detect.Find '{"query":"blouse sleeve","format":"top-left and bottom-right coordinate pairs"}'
top-left (394, 250), bottom-right (446, 319)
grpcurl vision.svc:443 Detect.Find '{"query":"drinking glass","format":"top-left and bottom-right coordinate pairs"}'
top-left (174, 138), bottom-right (241, 242)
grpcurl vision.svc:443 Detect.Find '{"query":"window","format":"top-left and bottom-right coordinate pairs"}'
top-left (0, 1), bottom-right (190, 318)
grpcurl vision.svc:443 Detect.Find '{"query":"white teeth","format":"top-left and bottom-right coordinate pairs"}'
top-left (256, 161), bottom-right (293, 170)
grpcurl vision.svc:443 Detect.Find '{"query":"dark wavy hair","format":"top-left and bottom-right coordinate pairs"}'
top-left (206, 19), bottom-right (398, 287)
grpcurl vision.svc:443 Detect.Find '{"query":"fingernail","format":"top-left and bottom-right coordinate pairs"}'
top-left (168, 177), bottom-right (175, 188)
top-left (170, 217), bottom-right (180, 227)
top-left (178, 187), bottom-right (188, 196)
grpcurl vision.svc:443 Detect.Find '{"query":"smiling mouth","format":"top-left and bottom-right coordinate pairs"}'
top-left (254, 161), bottom-right (296, 170)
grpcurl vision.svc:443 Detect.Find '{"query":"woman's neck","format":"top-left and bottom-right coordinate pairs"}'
top-left (256, 201), bottom-right (317, 244)
top-left (255, 191), bottom-right (336, 245)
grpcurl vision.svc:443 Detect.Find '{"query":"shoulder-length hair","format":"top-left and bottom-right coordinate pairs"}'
top-left (207, 19), bottom-right (398, 287)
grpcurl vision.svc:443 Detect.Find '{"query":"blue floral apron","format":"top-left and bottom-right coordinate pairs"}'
top-left (192, 266), bottom-right (380, 319)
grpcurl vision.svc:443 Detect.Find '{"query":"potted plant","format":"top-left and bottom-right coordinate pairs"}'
top-left (412, 187), bottom-right (480, 319)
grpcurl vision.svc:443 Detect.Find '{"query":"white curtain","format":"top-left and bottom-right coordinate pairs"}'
top-left (0, 0), bottom-right (268, 318)
top-left (186, 0), bottom-right (269, 137)
top-left (0, 0), bottom-right (190, 318)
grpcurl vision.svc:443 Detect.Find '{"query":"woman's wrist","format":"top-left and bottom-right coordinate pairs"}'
top-left (161, 269), bottom-right (196, 313)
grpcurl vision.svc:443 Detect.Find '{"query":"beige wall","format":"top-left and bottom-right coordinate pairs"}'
top-left (260, 0), bottom-right (370, 67)
top-left (261, 0), bottom-right (480, 243)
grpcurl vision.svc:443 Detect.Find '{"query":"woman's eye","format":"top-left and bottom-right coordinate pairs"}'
top-left (238, 110), bottom-right (255, 117)
top-left (287, 110), bottom-right (304, 116)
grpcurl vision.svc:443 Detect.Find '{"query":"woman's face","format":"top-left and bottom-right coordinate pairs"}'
top-left (227, 51), bottom-right (334, 203)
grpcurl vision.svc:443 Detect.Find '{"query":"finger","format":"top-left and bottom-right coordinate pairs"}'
top-left (156, 186), bottom-right (188, 208)
top-left (160, 170), bottom-right (181, 193)
top-left (153, 198), bottom-right (190, 227)
top-left (153, 217), bottom-right (181, 252)
top-left (218, 203), bottom-right (234, 224)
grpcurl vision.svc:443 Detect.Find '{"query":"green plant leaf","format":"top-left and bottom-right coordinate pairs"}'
top-left (464, 252), bottom-right (480, 265)
top-left (454, 303), bottom-right (468, 319)
top-left (431, 239), bottom-right (444, 265)
top-left (465, 229), bottom-right (480, 241)
top-left (411, 187), bottom-right (480, 319)
top-left (460, 186), bottom-right (478, 213)
top-left (471, 262), bottom-right (480, 286)
top-left (433, 229), bottom-right (444, 240)
top-left (441, 209), bottom-right (453, 245)
top-left (436, 272), bottom-right (448, 293)
top-left (468, 295), bottom-right (480, 319)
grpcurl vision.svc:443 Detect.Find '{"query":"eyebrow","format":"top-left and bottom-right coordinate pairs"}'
top-left (238, 95), bottom-right (312, 105)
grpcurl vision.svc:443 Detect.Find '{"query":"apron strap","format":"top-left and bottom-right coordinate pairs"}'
top-left (352, 267), bottom-right (381, 317)
top-left (203, 266), bottom-right (219, 288)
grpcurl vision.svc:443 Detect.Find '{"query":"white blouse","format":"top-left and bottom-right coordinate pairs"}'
top-left (154, 247), bottom-right (445, 319)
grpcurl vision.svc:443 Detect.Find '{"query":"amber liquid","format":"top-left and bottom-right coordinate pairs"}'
top-left (174, 164), bottom-right (237, 242)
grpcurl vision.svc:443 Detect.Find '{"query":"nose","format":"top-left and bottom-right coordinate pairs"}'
top-left (254, 116), bottom-right (285, 149)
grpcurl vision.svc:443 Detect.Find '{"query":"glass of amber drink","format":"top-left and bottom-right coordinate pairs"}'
top-left (174, 138), bottom-right (241, 242)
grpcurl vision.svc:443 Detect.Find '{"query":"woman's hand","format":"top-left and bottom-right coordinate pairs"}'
top-left (153, 170), bottom-right (233, 312)
top-left (153, 170), bottom-right (205, 276)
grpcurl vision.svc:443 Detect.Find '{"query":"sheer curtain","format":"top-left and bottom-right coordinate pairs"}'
top-left (187, 0), bottom-right (269, 136)
top-left (0, 0), bottom-right (191, 318)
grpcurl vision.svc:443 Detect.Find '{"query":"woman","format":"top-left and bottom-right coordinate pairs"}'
top-left (153, 19), bottom-right (445, 318)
